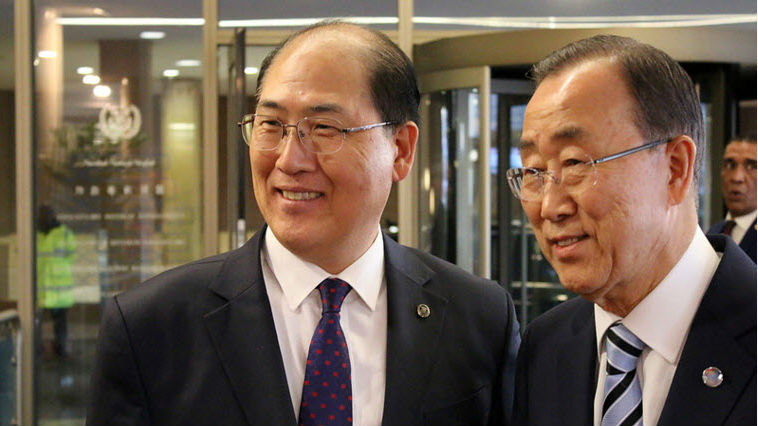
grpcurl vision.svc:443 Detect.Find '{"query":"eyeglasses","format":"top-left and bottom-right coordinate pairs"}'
top-left (237, 114), bottom-right (396, 154)
top-left (506, 139), bottom-right (670, 201)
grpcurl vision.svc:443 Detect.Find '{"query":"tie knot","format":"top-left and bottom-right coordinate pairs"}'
top-left (605, 323), bottom-right (645, 374)
top-left (722, 220), bottom-right (737, 236)
top-left (318, 278), bottom-right (352, 313)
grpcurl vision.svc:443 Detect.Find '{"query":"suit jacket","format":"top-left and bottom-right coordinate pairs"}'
top-left (513, 234), bottom-right (756, 426)
top-left (87, 228), bottom-right (520, 426)
top-left (708, 218), bottom-right (756, 263)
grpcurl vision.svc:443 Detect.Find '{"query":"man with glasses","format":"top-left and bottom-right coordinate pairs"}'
top-left (88, 21), bottom-right (520, 426)
top-left (509, 35), bottom-right (755, 426)
top-left (707, 136), bottom-right (757, 262)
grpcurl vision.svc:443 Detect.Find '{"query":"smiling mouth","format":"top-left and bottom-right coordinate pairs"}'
top-left (553, 235), bottom-right (588, 247)
top-left (280, 190), bottom-right (323, 201)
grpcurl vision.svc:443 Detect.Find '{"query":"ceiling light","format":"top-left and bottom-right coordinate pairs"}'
top-left (93, 85), bottom-right (111, 98)
top-left (58, 17), bottom-right (203, 26)
top-left (244, 67), bottom-right (259, 75)
top-left (163, 69), bottom-right (180, 78)
top-left (77, 66), bottom-right (94, 75)
top-left (38, 50), bottom-right (57, 59)
top-left (140, 31), bottom-right (166, 40)
top-left (82, 75), bottom-right (101, 85)
top-left (176, 59), bottom-right (201, 67)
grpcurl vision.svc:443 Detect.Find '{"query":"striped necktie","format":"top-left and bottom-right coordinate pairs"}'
top-left (601, 323), bottom-right (646, 426)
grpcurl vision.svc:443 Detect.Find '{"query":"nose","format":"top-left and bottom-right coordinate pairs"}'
top-left (729, 165), bottom-right (747, 183)
top-left (539, 178), bottom-right (577, 222)
top-left (274, 126), bottom-right (317, 174)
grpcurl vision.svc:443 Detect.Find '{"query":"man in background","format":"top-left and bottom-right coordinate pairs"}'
top-left (88, 21), bottom-right (520, 426)
top-left (708, 136), bottom-right (756, 262)
top-left (508, 35), bottom-right (755, 426)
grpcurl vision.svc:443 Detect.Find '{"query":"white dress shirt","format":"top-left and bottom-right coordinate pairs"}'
top-left (261, 227), bottom-right (387, 426)
top-left (593, 228), bottom-right (721, 426)
top-left (725, 209), bottom-right (757, 245)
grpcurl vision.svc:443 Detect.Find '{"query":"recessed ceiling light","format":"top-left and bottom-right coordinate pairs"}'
top-left (244, 67), bottom-right (259, 75)
top-left (77, 66), bottom-right (94, 75)
top-left (38, 50), bottom-right (57, 58)
top-left (163, 69), bottom-right (180, 78)
top-left (93, 85), bottom-right (111, 98)
top-left (176, 59), bottom-right (201, 67)
top-left (140, 31), bottom-right (165, 40)
top-left (82, 75), bottom-right (101, 85)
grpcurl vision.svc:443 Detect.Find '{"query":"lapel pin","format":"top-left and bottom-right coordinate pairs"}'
top-left (702, 367), bottom-right (723, 388)
top-left (416, 304), bottom-right (431, 319)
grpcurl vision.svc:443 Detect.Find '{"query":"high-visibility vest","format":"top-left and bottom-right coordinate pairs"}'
top-left (37, 225), bottom-right (77, 309)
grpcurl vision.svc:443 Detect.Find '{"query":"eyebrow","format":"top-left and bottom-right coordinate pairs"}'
top-left (519, 125), bottom-right (586, 150)
top-left (256, 100), bottom-right (344, 115)
top-left (309, 103), bottom-right (344, 114)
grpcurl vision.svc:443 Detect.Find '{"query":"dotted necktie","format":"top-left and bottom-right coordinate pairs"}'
top-left (299, 278), bottom-right (353, 426)
top-left (722, 220), bottom-right (737, 237)
top-left (601, 323), bottom-right (646, 426)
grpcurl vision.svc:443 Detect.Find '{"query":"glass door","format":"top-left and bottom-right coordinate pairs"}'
top-left (418, 67), bottom-right (492, 277)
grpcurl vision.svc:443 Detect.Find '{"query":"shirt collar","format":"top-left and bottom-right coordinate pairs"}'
top-left (725, 209), bottom-right (757, 230)
top-left (595, 227), bottom-right (720, 364)
top-left (263, 227), bottom-right (385, 312)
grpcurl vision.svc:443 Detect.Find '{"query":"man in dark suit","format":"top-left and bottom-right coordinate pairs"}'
top-left (707, 136), bottom-right (756, 263)
top-left (506, 35), bottom-right (756, 426)
top-left (87, 21), bottom-right (520, 426)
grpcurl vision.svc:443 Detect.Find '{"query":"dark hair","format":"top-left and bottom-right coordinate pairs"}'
top-left (255, 20), bottom-right (420, 127)
top-left (38, 204), bottom-right (61, 235)
top-left (530, 35), bottom-right (705, 185)
top-left (729, 134), bottom-right (757, 145)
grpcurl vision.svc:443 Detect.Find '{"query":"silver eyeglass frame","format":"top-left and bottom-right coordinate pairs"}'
top-left (237, 113), bottom-right (396, 154)
top-left (506, 138), bottom-right (670, 201)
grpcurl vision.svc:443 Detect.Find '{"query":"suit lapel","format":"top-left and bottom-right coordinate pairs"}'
top-left (738, 218), bottom-right (756, 262)
top-left (202, 230), bottom-right (297, 426)
top-left (380, 236), bottom-right (448, 426)
top-left (555, 300), bottom-right (597, 425)
top-left (659, 235), bottom-right (756, 426)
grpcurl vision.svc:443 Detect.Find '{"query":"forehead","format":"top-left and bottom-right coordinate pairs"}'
top-left (521, 59), bottom-right (641, 155)
top-left (724, 141), bottom-right (757, 160)
top-left (263, 31), bottom-right (371, 92)
top-left (257, 32), bottom-right (377, 119)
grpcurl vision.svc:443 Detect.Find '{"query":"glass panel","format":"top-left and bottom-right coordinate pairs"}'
top-left (418, 88), bottom-right (481, 274)
top-left (32, 3), bottom-right (203, 423)
top-left (0, 2), bottom-right (18, 424)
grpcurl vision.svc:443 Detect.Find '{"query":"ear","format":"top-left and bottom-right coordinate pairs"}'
top-left (391, 121), bottom-right (418, 182)
top-left (666, 135), bottom-right (697, 205)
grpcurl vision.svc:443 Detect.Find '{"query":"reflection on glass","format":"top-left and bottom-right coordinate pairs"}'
top-left (33, 4), bottom-right (204, 423)
top-left (418, 89), bottom-right (482, 274)
top-left (0, 3), bottom-right (17, 423)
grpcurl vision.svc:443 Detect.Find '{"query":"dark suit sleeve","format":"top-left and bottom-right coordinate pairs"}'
top-left (490, 292), bottom-right (521, 426)
top-left (86, 297), bottom-right (151, 426)
top-left (511, 326), bottom-right (530, 426)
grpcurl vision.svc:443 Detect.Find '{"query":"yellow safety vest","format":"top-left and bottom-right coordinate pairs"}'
top-left (37, 225), bottom-right (77, 309)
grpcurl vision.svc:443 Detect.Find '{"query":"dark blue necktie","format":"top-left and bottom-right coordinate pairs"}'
top-left (299, 278), bottom-right (353, 426)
